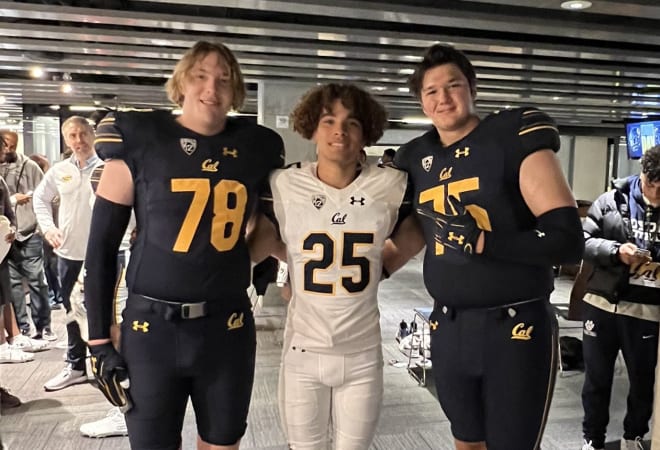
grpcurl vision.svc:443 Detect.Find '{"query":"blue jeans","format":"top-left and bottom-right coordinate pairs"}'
top-left (57, 257), bottom-right (86, 371)
top-left (8, 234), bottom-right (50, 333)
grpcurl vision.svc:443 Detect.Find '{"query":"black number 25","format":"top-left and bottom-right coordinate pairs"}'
top-left (303, 232), bottom-right (374, 294)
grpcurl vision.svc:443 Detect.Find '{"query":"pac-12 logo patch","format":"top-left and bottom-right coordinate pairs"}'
top-left (312, 194), bottom-right (326, 210)
top-left (180, 138), bottom-right (197, 155)
top-left (421, 156), bottom-right (433, 172)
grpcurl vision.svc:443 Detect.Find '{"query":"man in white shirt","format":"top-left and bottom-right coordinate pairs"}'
top-left (33, 116), bottom-right (103, 391)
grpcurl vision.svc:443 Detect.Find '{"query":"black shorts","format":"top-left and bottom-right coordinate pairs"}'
top-left (120, 294), bottom-right (257, 450)
top-left (430, 298), bottom-right (558, 450)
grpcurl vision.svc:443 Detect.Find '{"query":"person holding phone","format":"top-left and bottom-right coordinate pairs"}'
top-left (580, 145), bottom-right (660, 450)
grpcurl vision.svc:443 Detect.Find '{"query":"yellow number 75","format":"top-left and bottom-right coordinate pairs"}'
top-left (171, 178), bottom-right (247, 253)
top-left (419, 177), bottom-right (492, 255)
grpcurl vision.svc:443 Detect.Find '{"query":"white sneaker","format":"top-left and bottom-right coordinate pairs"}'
top-left (43, 365), bottom-right (87, 391)
top-left (0, 342), bottom-right (35, 363)
top-left (11, 334), bottom-right (50, 353)
top-left (582, 439), bottom-right (604, 450)
top-left (80, 407), bottom-right (128, 438)
top-left (621, 437), bottom-right (644, 450)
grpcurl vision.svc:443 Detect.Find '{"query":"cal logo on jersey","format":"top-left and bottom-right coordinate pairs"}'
top-left (201, 159), bottom-right (219, 172)
top-left (421, 155), bottom-right (433, 172)
top-left (312, 194), bottom-right (326, 210)
top-left (180, 138), bottom-right (197, 155)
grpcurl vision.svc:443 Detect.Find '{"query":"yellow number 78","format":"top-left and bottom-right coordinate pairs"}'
top-left (171, 178), bottom-right (247, 253)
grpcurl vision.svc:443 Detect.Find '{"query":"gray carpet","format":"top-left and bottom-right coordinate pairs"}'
top-left (0, 259), bottom-right (653, 449)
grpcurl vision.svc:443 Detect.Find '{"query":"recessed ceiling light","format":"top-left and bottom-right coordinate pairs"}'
top-left (61, 83), bottom-right (73, 94)
top-left (30, 66), bottom-right (44, 78)
top-left (560, 1), bottom-right (592, 10)
top-left (0, 96), bottom-right (5, 105)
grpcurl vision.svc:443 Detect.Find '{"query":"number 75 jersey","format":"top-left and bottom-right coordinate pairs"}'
top-left (268, 161), bottom-right (410, 354)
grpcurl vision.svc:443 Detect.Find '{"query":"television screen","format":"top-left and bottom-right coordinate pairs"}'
top-left (626, 119), bottom-right (660, 159)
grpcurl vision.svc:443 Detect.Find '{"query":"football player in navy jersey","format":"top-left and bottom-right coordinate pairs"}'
top-left (391, 44), bottom-right (584, 450)
top-left (84, 41), bottom-right (284, 450)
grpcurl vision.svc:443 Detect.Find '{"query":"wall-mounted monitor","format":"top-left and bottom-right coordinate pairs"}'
top-left (626, 119), bottom-right (660, 159)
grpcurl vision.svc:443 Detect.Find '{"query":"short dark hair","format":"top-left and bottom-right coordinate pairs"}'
top-left (383, 148), bottom-right (396, 158)
top-left (291, 83), bottom-right (387, 146)
top-left (407, 44), bottom-right (477, 100)
top-left (641, 145), bottom-right (660, 183)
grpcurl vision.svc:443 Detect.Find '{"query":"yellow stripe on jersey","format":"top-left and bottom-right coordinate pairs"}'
top-left (518, 125), bottom-right (559, 136)
top-left (98, 116), bottom-right (116, 125)
top-left (94, 137), bottom-right (124, 144)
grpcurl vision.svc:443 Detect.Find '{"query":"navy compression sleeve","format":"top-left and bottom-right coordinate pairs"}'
top-left (85, 196), bottom-right (132, 341)
top-left (483, 206), bottom-right (584, 266)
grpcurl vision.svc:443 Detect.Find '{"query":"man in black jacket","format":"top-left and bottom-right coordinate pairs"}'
top-left (581, 144), bottom-right (660, 450)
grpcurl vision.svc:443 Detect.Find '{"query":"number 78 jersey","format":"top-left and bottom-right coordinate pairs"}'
top-left (268, 161), bottom-right (410, 354)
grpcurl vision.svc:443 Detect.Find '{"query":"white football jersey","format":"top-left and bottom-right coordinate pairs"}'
top-left (270, 161), bottom-right (409, 354)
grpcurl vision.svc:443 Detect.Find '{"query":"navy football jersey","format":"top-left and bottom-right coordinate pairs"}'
top-left (95, 111), bottom-right (284, 306)
top-left (395, 107), bottom-right (559, 308)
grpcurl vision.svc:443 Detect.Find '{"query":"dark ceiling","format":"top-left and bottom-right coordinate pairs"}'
top-left (0, 0), bottom-right (658, 135)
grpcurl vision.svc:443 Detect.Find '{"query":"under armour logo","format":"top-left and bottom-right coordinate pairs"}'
top-left (222, 147), bottom-right (238, 158)
top-left (454, 147), bottom-right (470, 158)
top-left (201, 158), bottom-right (219, 172)
top-left (430, 320), bottom-right (438, 331)
top-left (132, 321), bottom-right (150, 333)
top-left (350, 196), bottom-right (365, 206)
top-left (447, 232), bottom-right (464, 245)
top-left (511, 323), bottom-right (533, 341)
top-left (227, 312), bottom-right (244, 330)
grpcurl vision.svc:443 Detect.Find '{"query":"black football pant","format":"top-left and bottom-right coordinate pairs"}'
top-left (581, 302), bottom-right (658, 448)
top-left (57, 257), bottom-right (85, 372)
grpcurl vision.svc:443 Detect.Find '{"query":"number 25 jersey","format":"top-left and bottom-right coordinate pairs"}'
top-left (268, 162), bottom-right (410, 354)
top-left (95, 111), bottom-right (284, 306)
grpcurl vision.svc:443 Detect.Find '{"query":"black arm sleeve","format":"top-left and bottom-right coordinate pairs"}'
top-left (483, 206), bottom-right (584, 266)
top-left (85, 196), bottom-right (132, 341)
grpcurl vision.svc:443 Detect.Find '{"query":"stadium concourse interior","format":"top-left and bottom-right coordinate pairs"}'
top-left (0, 256), bottom-right (642, 450)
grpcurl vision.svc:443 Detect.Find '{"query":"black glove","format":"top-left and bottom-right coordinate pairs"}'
top-left (89, 342), bottom-right (132, 411)
top-left (417, 195), bottom-right (482, 256)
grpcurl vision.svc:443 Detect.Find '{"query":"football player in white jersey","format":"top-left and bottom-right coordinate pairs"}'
top-left (251, 83), bottom-right (423, 450)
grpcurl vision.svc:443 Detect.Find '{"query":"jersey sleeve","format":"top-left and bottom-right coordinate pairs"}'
top-left (94, 112), bottom-right (126, 161)
top-left (393, 143), bottom-right (410, 171)
top-left (517, 107), bottom-right (560, 157)
top-left (260, 170), bottom-right (280, 236)
top-left (391, 176), bottom-right (414, 236)
top-left (94, 112), bottom-right (142, 181)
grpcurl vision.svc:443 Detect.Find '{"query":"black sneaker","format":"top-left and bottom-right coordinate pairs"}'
top-left (20, 328), bottom-right (31, 336)
top-left (36, 327), bottom-right (57, 342)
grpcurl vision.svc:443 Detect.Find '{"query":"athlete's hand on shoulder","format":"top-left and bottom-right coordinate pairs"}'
top-left (89, 342), bottom-right (132, 411)
top-left (417, 196), bottom-right (483, 260)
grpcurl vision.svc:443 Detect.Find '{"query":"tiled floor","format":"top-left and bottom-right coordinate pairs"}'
top-left (0, 258), bottom-right (652, 449)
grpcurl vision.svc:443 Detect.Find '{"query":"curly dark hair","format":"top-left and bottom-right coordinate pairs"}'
top-left (290, 83), bottom-right (387, 146)
top-left (407, 44), bottom-right (477, 100)
top-left (641, 144), bottom-right (660, 183)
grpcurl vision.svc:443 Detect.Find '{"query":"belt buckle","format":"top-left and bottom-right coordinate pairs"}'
top-left (181, 302), bottom-right (206, 319)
